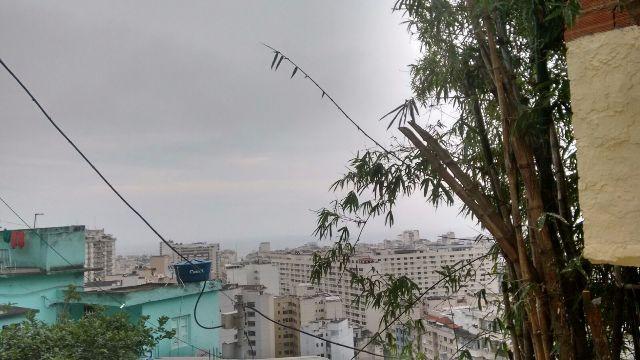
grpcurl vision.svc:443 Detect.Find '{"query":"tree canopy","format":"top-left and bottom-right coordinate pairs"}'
top-left (0, 310), bottom-right (173, 360)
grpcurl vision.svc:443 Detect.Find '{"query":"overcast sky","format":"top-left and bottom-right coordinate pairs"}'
top-left (0, 1), bottom-right (479, 255)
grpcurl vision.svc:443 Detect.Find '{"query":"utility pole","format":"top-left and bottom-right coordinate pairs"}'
top-left (236, 294), bottom-right (247, 360)
top-left (33, 213), bottom-right (44, 228)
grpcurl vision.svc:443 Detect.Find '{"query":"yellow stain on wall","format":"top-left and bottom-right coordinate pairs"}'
top-left (567, 25), bottom-right (640, 266)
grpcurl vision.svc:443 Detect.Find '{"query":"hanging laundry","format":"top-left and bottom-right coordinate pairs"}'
top-left (10, 230), bottom-right (25, 249)
top-left (2, 230), bottom-right (11, 243)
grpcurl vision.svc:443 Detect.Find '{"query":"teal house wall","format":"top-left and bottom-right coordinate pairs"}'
top-left (0, 226), bottom-right (87, 325)
top-left (73, 281), bottom-right (222, 358)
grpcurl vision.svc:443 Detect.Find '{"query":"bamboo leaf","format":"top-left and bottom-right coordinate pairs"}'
top-left (275, 55), bottom-right (284, 70)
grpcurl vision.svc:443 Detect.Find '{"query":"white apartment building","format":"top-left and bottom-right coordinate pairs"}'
top-left (159, 240), bottom-right (222, 279)
top-left (300, 319), bottom-right (355, 360)
top-left (269, 232), bottom-right (498, 333)
top-left (85, 229), bottom-right (116, 282)
top-left (222, 285), bottom-right (276, 359)
top-left (374, 236), bottom-right (498, 298)
top-left (225, 262), bottom-right (281, 296)
top-left (296, 284), bottom-right (344, 325)
top-left (270, 252), bottom-right (383, 333)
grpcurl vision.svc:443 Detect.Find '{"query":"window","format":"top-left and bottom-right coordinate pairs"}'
top-left (171, 315), bottom-right (190, 350)
top-left (247, 321), bottom-right (256, 327)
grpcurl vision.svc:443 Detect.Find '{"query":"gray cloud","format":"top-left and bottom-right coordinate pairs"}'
top-left (1, 0), bottom-right (479, 255)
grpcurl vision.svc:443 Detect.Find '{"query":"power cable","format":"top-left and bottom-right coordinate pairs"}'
top-left (194, 280), bottom-right (222, 329)
top-left (0, 57), bottom-right (194, 266)
top-left (0, 57), bottom-right (232, 335)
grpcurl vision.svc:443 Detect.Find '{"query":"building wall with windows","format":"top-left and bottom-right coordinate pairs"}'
top-left (269, 234), bottom-right (496, 333)
top-left (275, 295), bottom-right (301, 357)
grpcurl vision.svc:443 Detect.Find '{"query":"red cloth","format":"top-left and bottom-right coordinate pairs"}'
top-left (10, 231), bottom-right (25, 249)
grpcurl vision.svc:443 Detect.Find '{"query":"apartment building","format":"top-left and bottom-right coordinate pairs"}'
top-left (269, 232), bottom-right (498, 333)
top-left (421, 309), bottom-right (508, 360)
top-left (270, 251), bottom-right (383, 333)
top-left (222, 285), bottom-right (276, 359)
top-left (159, 240), bottom-right (221, 279)
top-left (374, 236), bottom-right (498, 298)
top-left (275, 295), bottom-right (301, 357)
top-left (226, 261), bottom-right (281, 296)
top-left (85, 229), bottom-right (116, 282)
top-left (300, 319), bottom-right (355, 359)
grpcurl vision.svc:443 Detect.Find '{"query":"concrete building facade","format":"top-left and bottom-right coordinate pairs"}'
top-left (269, 233), bottom-right (496, 333)
top-left (225, 262), bottom-right (281, 296)
top-left (223, 285), bottom-right (276, 359)
top-left (275, 295), bottom-right (301, 357)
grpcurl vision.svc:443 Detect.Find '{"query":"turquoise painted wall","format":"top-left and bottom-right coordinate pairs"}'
top-left (75, 282), bottom-right (221, 358)
top-left (0, 271), bottom-right (84, 325)
top-left (0, 226), bottom-right (86, 326)
top-left (0, 226), bottom-right (85, 270)
top-left (144, 288), bottom-right (220, 357)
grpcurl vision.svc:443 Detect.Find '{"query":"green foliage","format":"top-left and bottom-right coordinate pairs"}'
top-left (0, 310), bottom-right (174, 360)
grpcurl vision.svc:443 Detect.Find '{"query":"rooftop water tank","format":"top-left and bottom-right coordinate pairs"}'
top-left (173, 259), bottom-right (211, 283)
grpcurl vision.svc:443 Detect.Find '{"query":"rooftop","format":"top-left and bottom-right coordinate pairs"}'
top-left (76, 281), bottom-right (221, 307)
top-left (0, 305), bottom-right (39, 319)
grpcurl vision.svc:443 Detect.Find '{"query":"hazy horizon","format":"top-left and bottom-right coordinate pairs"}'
top-left (1, 1), bottom-right (481, 255)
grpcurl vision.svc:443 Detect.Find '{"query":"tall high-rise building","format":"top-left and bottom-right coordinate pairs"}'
top-left (85, 229), bottom-right (116, 282)
top-left (274, 295), bottom-right (301, 357)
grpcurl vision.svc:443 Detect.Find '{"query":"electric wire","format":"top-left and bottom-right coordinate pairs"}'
top-left (1, 55), bottom-right (219, 333)
top-left (194, 279), bottom-right (223, 329)
top-left (2, 54), bottom-right (492, 358)
top-left (0, 57), bottom-right (194, 266)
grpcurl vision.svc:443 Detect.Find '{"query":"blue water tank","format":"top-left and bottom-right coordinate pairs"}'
top-left (173, 259), bottom-right (211, 283)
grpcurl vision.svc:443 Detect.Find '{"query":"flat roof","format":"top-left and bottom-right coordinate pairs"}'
top-left (85, 282), bottom-right (170, 293)
top-left (0, 265), bottom-right (99, 276)
top-left (0, 306), bottom-right (39, 319)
